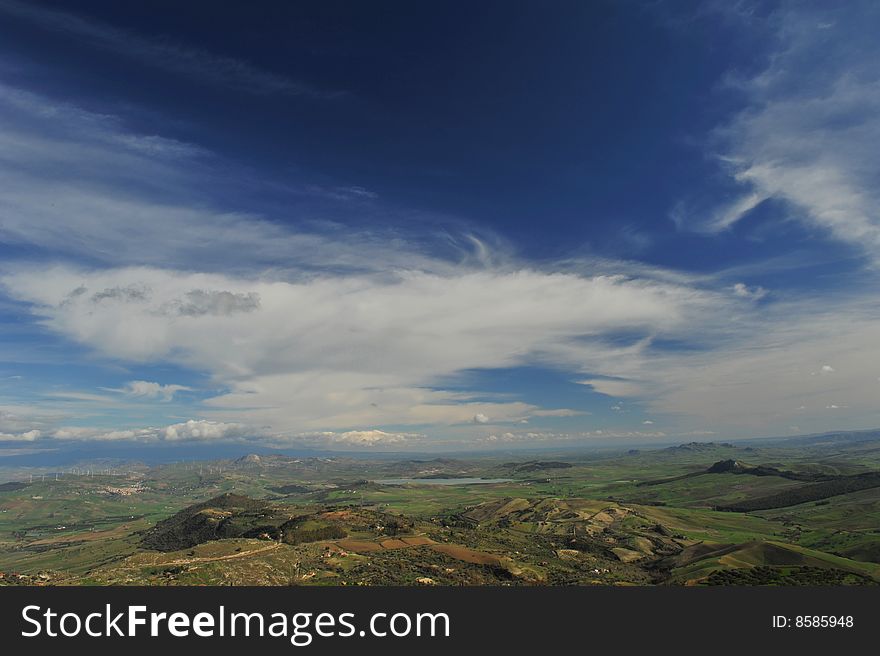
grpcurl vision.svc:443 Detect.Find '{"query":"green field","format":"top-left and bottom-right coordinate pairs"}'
top-left (2, 432), bottom-right (880, 586)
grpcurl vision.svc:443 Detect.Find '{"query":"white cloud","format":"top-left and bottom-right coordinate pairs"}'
top-left (162, 420), bottom-right (250, 441)
top-left (642, 297), bottom-right (880, 435)
top-left (0, 419), bottom-right (419, 449)
top-left (2, 264), bottom-right (719, 433)
top-left (472, 413), bottom-right (490, 424)
top-left (684, 3), bottom-right (880, 257)
top-left (577, 379), bottom-right (643, 398)
top-left (732, 283), bottom-right (768, 301)
top-left (299, 429), bottom-right (422, 447)
top-left (115, 380), bottom-right (193, 401)
top-left (17, 229), bottom-right (877, 442)
top-left (45, 420), bottom-right (253, 443)
top-left (708, 192), bottom-right (768, 232)
top-left (0, 429), bottom-right (41, 442)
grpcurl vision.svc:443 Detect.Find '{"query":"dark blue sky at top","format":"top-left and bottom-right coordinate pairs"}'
top-left (1, 0), bottom-right (806, 270)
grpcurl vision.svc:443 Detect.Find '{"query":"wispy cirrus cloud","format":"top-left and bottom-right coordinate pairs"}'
top-left (676, 2), bottom-right (880, 257)
top-left (0, 82), bottom-right (462, 275)
top-left (3, 42), bottom-right (880, 449)
top-left (0, 0), bottom-right (340, 98)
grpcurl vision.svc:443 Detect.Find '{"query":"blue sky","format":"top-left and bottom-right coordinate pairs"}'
top-left (0, 0), bottom-right (879, 452)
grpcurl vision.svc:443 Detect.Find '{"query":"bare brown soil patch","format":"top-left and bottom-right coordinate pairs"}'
top-left (430, 544), bottom-right (503, 566)
top-left (336, 539), bottom-right (382, 552)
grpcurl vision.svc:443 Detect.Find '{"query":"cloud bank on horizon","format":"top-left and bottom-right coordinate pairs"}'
top-left (0, 1), bottom-right (878, 450)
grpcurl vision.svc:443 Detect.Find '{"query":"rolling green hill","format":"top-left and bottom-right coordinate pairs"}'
top-left (2, 434), bottom-right (879, 586)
